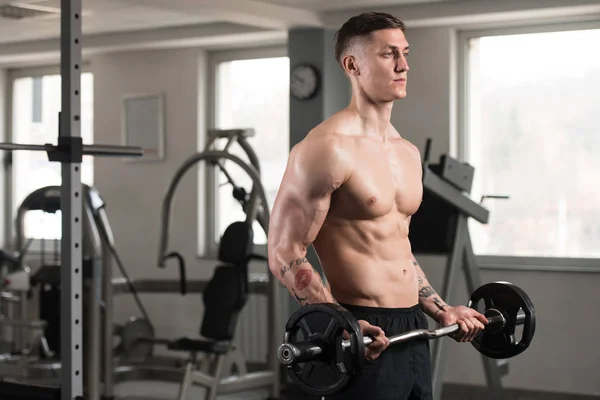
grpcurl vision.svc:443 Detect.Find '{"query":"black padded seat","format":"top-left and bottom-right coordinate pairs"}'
top-left (166, 338), bottom-right (229, 355)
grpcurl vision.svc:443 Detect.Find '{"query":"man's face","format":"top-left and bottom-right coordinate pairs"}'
top-left (349, 28), bottom-right (410, 102)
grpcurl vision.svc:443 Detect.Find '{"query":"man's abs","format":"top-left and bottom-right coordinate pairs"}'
top-left (313, 213), bottom-right (419, 308)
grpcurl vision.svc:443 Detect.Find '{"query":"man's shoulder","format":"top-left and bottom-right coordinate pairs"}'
top-left (290, 127), bottom-right (353, 181)
top-left (302, 115), bottom-right (354, 148)
top-left (307, 111), bottom-right (360, 144)
top-left (388, 125), bottom-right (421, 155)
top-left (294, 129), bottom-right (348, 166)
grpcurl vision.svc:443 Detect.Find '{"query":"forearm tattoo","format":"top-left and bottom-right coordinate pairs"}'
top-left (419, 286), bottom-right (436, 298)
top-left (413, 258), bottom-right (448, 315)
top-left (432, 297), bottom-right (448, 312)
top-left (281, 257), bottom-right (338, 307)
top-left (280, 257), bottom-right (308, 278)
top-left (292, 288), bottom-right (308, 306)
top-left (294, 268), bottom-right (313, 290)
top-left (414, 260), bottom-right (425, 286)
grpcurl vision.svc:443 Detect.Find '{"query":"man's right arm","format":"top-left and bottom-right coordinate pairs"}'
top-left (267, 134), bottom-right (350, 306)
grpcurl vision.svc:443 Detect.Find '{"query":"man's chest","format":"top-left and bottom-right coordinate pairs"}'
top-left (332, 138), bottom-right (423, 218)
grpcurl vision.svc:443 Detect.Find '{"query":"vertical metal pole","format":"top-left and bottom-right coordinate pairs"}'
top-left (462, 230), bottom-right (482, 291)
top-left (101, 209), bottom-right (115, 399)
top-left (463, 233), bottom-right (506, 400)
top-left (18, 292), bottom-right (27, 352)
top-left (60, 0), bottom-right (84, 399)
top-left (430, 215), bottom-right (466, 400)
top-left (82, 189), bottom-right (103, 400)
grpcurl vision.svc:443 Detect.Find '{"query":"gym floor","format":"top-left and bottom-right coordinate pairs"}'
top-left (114, 381), bottom-right (600, 400)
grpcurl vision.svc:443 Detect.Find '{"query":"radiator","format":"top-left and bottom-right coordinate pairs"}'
top-left (236, 294), bottom-right (269, 363)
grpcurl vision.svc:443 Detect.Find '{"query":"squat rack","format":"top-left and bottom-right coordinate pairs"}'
top-left (0, 1), bottom-right (143, 399)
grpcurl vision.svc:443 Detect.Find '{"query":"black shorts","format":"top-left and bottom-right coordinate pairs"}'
top-left (326, 303), bottom-right (433, 400)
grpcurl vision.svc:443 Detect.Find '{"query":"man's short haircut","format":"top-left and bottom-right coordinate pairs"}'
top-left (334, 12), bottom-right (406, 66)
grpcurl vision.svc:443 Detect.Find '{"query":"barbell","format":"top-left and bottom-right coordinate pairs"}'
top-left (278, 281), bottom-right (536, 396)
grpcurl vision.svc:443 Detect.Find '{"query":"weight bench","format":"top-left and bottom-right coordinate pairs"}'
top-left (166, 221), bottom-right (255, 400)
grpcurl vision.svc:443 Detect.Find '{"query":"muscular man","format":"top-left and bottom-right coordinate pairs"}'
top-left (268, 12), bottom-right (488, 400)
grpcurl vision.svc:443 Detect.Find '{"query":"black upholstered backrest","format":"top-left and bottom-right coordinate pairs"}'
top-left (200, 266), bottom-right (247, 340)
top-left (201, 221), bottom-right (253, 340)
top-left (218, 221), bottom-right (254, 265)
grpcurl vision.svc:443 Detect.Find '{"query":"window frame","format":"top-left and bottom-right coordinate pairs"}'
top-left (4, 64), bottom-right (92, 253)
top-left (456, 20), bottom-right (600, 272)
top-left (202, 45), bottom-right (288, 259)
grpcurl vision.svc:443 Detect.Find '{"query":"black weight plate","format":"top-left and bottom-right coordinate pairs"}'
top-left (467, 281), bottom-right (536, 359)
top-left (283, 303), bottom-right (365, 396)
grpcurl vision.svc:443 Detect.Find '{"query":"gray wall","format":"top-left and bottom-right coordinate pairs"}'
top-left (90, 48), bottom-right (214, 344)
top-left (396, 27), bottom-right (600, 396)
top-left (391, 27), bottom-right (454, 155)
top-left (287, 28), bottom-right (350, 149)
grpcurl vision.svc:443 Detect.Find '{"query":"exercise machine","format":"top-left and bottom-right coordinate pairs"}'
top-left (0, 184), bottom-right (146, 400)
top-left (0, 183), bottom-right (142, 400)
top-left (0, 244), bottom-right (35, 356)
top-left (0, 179), bottom-right (273, 400)
top-left (156, 127), bottom-right (282, 399)
top-left (119, 220), bottom-right (268, 400)
top-left (409, 138), bottom-right (511, 400)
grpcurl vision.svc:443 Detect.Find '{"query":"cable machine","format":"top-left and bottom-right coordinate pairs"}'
top-left (157, 127), bottom-right (282, 399)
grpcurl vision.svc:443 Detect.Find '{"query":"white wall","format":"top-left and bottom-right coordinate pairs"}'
top-left (90, 48), bottom-right (214, 342)
top-left (397, 26), bottom-right (600, 397)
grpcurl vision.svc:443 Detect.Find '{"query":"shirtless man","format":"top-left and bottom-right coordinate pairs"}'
top-left (268, 12), bottom-right (488, 400)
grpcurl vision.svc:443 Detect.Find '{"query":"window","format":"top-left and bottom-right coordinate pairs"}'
top-left (9, 71), bottom-right (94, 241)
top-left (463, 27), bottom-right (600, 259)
top-left (210, 51), bottom-right (289, 248)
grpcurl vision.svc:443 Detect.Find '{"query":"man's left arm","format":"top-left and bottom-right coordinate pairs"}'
top-left (412, 256), bottom-right (488, 342)
top-left (412, 257), bottom-right (449, 321)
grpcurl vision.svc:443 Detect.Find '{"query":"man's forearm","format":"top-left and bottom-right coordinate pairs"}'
top-left (275, 256), bottom-right (337, 306)
top-left (412, 257), bottom-right (450, 321)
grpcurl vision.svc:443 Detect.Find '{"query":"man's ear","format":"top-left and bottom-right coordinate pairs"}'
top-left (342, 55), bottom-right (360, 76)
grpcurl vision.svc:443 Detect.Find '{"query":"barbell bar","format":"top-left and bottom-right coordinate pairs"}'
top-left (0, 142), bottom-right (144, 158)
top-left (278, 307), bottom-right (526, 365)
